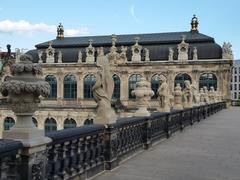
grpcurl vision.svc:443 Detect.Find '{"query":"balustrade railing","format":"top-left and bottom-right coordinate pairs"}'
top-left (0, 102), bottom-right (226, 179)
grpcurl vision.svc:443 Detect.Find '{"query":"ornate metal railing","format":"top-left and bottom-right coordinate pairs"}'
top-left (0, 102), bottom-right (226, 179)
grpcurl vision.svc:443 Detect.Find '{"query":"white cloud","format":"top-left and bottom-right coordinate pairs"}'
top-left (129, 5), bottom-right (140, 24)
top-left (0, 20), bottom-right (89, 36)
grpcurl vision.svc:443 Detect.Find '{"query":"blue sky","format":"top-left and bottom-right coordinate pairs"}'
top-left (0, 0), bottom-right (239, 58)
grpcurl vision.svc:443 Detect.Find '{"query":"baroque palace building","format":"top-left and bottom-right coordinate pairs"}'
top-left (0, 15), bottom-right (233, 135)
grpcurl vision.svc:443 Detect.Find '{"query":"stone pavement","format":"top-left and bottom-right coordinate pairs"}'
top-left (94, 107), bottom-right (240, 180)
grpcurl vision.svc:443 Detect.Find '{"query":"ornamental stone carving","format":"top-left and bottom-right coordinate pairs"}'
top-left (131, 77), bottom-right (154, 116)
top-left (177, 36), bottom-right (189, 61)
top-left (157, 75), bottom-right (171, 112)
top-left (57, 50), bottom-right (62, 63)
top-left (38, 50), bottom-right (43, 63)
top-left (119, 46), bottom-right (127, 64)
top-left (0, 54), bottom-right (51, 146)
top-left (193, 47), bottom-right (198, 60)
top-left (183, 80), bottom-right (193, 108)
top-left (222, 42), bottom-right (233, 60)
top-left (15, 48), bottom-right (21, 63)
top-left (203, 86), bottom-right (210, 104)
top-left (108, 34), bottom-right (118, 66)
top-left (144, 48), bottom-right (150, 61)
top-left (46, 41), bottom-right (55, 63)
top-left (199, 88), bottom-right (205, 105)
top-left (168, 47), bottom-right (174, 61)
top-left (191, 81), bottom-right (200, 106)
top-left (209, 86), bottom-right (216, 103)
top-left (173, 83), bottom-right (183, 110)
top-left (77, 50), bottom-right (82, 63)
top-left (131, 37), bottom-right (142, 62)
top-left (86, 39), bottom-right (95, 64)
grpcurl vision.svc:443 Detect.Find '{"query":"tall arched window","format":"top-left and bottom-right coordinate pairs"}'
top-left (45, 75), bottom-right (57, 99)
top-left (44, 118), bottom-right (57, 132)
top-left (64, 74), bottom-right (77, 100)
top-left (4, 117), bottom-right (15, 130)
top-left (199, 73), bottom-right (217, 90)
top-left (32, 117), bottom-right (38, 127)
top-left (84, 74), bottom-right (96, 99)
top-left (151, 74), bottom-right (164, 99)
top-left (64, 118), bottom-right (77, 129)
top-left (128, 74), bottom-right (143, 99)
top-left (174, 73), bottom-right (192, 89)
top-left (112, 74), bottom-right (120, 100)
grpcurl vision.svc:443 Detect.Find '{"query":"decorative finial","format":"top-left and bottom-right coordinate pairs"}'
top-left (111, 34), bottom-right (117, 46)
top-left (181, 35), bottom-right (186, 42)
top-left (89, 39), bottom-right (93, 46)
top-left (191, 14), bottom-right (199, 32)
top-left (134, 37), bottom-right (140, 44)
top-left (57, 23), bottom-right (64, 39)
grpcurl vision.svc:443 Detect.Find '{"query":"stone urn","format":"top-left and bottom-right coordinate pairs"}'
top-left (0, 54), bottom-right (51, 147)
top-left (131, 77), bottom-right (154, 116)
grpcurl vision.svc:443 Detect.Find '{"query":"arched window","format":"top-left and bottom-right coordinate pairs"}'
top-left (32, 117), bottom-right (38, 127)
top-left (64, 118), bottom-right (77, 129)
top-left (151, 74), bottom-right (164, 99)
top-left (128, 74), bottom-right (143, 99)
top-left (44, 118), bottom-right (57, 132)
top-left (112, 74), bottom-right (120, 99)
top-left (84, 74), bottom-right (96, 99)
top-left (83, 118), bottom-right (94, 125)
top-left (174, 73), bottom-right (192, 89)
top-left (4, 117), bottom-right (15, 130)
top-left (199, 73), bottom-right (217, 90)
top-left (45, 75), bottom-right (57, 99)
top-left (64, 74), bottom-right (77, 100)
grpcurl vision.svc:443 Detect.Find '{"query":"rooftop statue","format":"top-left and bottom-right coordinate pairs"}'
top-left (193, 47), bottom-right (198, 60)
top-left (222, 42), bottom-right (233, 60)
top-left (168, 47), bottom-right (174, 61)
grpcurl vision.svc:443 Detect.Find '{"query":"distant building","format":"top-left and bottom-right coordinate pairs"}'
top-left (231, 60), bottom-right (240, 100)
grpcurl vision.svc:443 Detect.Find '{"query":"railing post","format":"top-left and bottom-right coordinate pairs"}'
top-left (143, 118), bottom-right (152, 150)
top-left (165, 114), bottom-right (171, 138)
top-left (179, 111), bottom-right (184, 131)
top-left (104, 124), bottom-right (119, 170)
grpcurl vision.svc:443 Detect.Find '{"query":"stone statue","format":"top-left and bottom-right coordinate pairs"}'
top-left (108, 34), bottom-right (118, 66)
top-left (77, 50), bottom-right (82, 63)
top-left (168, 47), bottom-right (174, 61)
top-left (203, 86), bottom-right (209, 104)
top-left (15, 48), bottom-right (21, 63)
top-left (222, 42), bottom-right (233, 59)
top-left (37, 50), bottom-right (43, 63)
top-left (199, 88), bottom-right (205, 105)
top-left (173, 83), bottom-right (183, 110)
top-left (209, 86), bottom-right (216, 103)
top-left (144, 48), bottom-right (150, 61)
top-left (86, 39), bottom-right (95, 64)
top-left (191, 81), bottom-right (200, 106)
top-left (157, 75), bottom-right (170, 112)
top-left (46, 41), bottom-right (55, 63)
top-left (92, 54), bottom-right (117, 124)
top-left (58, 50), bottom-right (62, 63)
top-left (131, 77), bottom-right (154, 116)
top-left (119, 46), bottom-right (127, 64)
top-left (193, 47), bottom-right (198, 60)
top-left (131, 37), bottom-right (142, 62)
top-left (177, 35), bottom-right (189, 61)
top-left (183, 80), bottom-right (193, 108)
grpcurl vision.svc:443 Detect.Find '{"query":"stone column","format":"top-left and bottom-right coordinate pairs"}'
top-left (77, 72), bottom-right (83, 99)
top-left (0, 54), bottom-right (51, 179)
top-left (120, 71), bottom-right (129, 105)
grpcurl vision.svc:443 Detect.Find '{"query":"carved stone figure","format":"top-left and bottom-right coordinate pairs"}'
top-left (108, 34), bottom-right (118, 66)
top-left (92, 54), bottom-right (117, 124)
top-left (144, 48), bottom-right (150, 61)
top-left (209, 86), bottom-right (216, 103)
top-left (157, 75), bottom-right (171, 112)
top-left (199, 88), bottom-right (205, 105)
top-left (191, 81), bottom-right (200, 106)
top-left (119, 46), bottom-right (127, 64)
top-left (203, 86), bottom-right (209, 104)
top-left (173, 83), bottom-right (183, 110)
top-left (15, 48), bottom-right (21, 63)
top-left (222, 42), bottom-right (233, 60)
top-left (86, 39), bottom-right (95, 64)
top-left (37, 50), bottom-right (43, 63)
top-left (58, 50), bottom-right (62, 63)
top-left (183, 80), bottom-right (193, 108)
top-left (131, 37), bottom-right (142, 62)
top-left (77, 50), bottom-right (82, 63)
top-left (168, 47), bottom-right (174, 61)
top-left (46, 41), bottom-right (55, 63)
top-left (177, 35), bottom-right (189, 61)
top-left (193, 47), bottom-right (198, 60)
top-left (131, 77), bottom-right (154, 116)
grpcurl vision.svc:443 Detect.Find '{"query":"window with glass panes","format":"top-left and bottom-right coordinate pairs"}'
top-left (64, 118), bottom-right (77, 129)
top-left (112, 74), bottom-right (120, 99)
top-left (64, 75), bottom-right (77, 100)
top-left (128, 74), bottom-right (143, 99)
top-left (44, 118), bottom-right (57, 132)
top-left (45, 75), bottom-right (57, 99)
top-left (174, 73), bottom-right (192, 89)
top-left (199, 73), bottom-right (217, 90)
top-left (84, 74), bottom-right (96, 99)
top-left (4, 117), bottom-right (15, 130)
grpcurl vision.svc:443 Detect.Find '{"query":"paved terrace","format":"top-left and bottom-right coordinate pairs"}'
top-left (94, 107), bottom-right (240, 180)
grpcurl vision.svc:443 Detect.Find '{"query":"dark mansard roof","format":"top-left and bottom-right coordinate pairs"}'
top-left (27, 31), bottom-right (222, 63)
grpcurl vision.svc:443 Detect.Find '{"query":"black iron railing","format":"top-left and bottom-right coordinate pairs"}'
top-left (0, 102), bottom-right (226, 180)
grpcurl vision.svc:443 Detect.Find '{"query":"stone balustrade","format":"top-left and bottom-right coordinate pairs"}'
top-left (0, 102), bottom-right (226, 179)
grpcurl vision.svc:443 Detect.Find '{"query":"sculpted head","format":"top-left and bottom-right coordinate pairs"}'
top-left (159, 75), bottom-right (166, 83)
